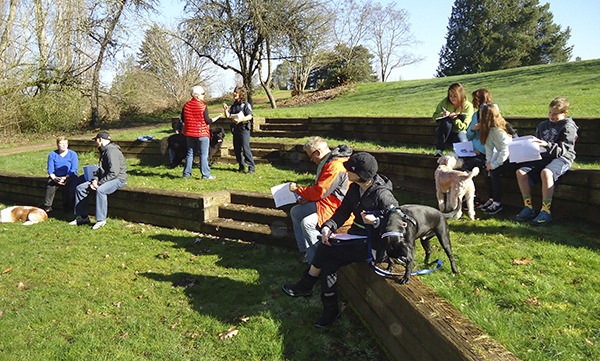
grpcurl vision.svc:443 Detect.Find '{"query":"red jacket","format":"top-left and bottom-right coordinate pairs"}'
top-left (296, 150), bottom-right (354, 227)
top-left (182, 98), bottom-right (210, 138)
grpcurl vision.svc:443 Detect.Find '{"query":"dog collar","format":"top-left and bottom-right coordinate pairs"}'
top-left (380, 231), bottom-right (403, 239)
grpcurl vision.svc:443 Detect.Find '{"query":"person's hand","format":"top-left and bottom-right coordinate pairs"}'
top-left (288, 182), bottom-right (298, 192)
top-left (90, 179), bottom-right (98, 190)
top-left (485, 161), bottom-right (492, 171)
top-left (361, 211), bottom-right (377, 225)
top-left (474, 150), bottom-right (482, 156)
top-left (320, 226), bottom-right (332, 246)
top-left (471, 123), bottom-right (481, 131)
top-left (222, 103), bottom-right (228, 111)
top-left (56, 177), bottom-right (66, 185)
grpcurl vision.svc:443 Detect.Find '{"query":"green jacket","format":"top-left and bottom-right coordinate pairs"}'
top-left (432, 98), bottom-right (474, 133)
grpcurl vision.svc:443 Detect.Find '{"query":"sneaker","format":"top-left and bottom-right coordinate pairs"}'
top-left (203, 175), bottom-right (216, 180)
top-left (515, 207), bottom-right (536, 222)
top-left (92, 221), bottom-right (107, 230)
top-left (531, 210), bottom-right (552, 226)
top-left (478, 199), bottom-right (494, 210)
top-left (69, 216), bottom-right (90, 226)
top-left (434, 150), bottom-right (443, 157)
top-left (483, 202), bottom-right (503, 215)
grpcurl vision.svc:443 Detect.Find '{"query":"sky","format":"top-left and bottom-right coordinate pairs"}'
top-left (143, 0), bottom-right (600, 92)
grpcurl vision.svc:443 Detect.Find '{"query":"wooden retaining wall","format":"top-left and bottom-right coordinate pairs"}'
top-left (0, 173), bottom-right (519, 361)
top-left (266, 116), bottom-right (600, 162)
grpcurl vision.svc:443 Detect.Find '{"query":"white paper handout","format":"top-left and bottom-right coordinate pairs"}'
top-left (271, 182), bottom-right (297, 208)
top-left (509, 136), bottom-right (542, 163)
top-left (453, 141), bottom-right (477, 157)
top-left (330, 233), bottom-right (368, 241)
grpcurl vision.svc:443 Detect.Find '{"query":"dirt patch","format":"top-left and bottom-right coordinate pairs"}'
top-left (277, 84), bottom-right (355, 107)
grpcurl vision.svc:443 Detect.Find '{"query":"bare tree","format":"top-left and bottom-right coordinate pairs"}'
top-left (366, 2), bottom-right (423, 82)
top-left (330, 0), bottom-right (373, 71)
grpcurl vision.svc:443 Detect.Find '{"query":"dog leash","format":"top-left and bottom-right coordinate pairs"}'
top-left (371, 259), bottom-right (443, 277)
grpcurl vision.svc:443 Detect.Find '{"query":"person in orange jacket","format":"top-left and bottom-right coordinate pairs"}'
top-left (288, 137), bottom-right (353, 263)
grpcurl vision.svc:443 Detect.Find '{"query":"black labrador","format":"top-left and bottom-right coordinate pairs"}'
top-left (379, 204), bottom-right (459, 284)
top-left (164, 127), bottom-right (226, 168)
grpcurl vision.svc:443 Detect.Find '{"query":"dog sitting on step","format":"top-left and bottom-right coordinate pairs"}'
top-left (1, 206), bottom-right (48, 225)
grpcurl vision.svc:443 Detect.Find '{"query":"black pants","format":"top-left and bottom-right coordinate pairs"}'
top-left (436, 117), bottom-right (467, 151)
top-left (232, 128), bottom-right (255, 172)
top-left (488, 161), bottom-right (518, 203)
top-left (43, 176), bottom-right (79, 211)
top-left (312, 241), bottom-right (370, 294)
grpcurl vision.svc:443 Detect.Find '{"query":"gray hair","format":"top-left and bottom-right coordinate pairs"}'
top-left (191, 85), bottom-right (205, 98)
top-left (303, 136), bottom-right (328, 153)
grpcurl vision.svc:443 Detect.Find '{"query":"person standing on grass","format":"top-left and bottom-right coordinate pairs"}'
top-left (477, 104), bottom-right (516, 215)
top-left (182, 85), bottom-right (221, 180)
top-left (70, 132), bottom-right (127, 230)
top-left (223, 86), bottom-right (255, 174)
top-left (432, 82), bottom-right (474, 157)
top-left (288, 137), bottom-right (353, 264)
top-left (515, 97), bottom-right (578, 226)
top-left (40, 136), bottom-right (79, 213)
top-left (282, 152), bottom-right (398, 328)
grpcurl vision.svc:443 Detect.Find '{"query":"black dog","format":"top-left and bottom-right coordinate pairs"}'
top-left (379, 204), bottom-right (459, 284)
top-left (163, 127), bottom-right (226, 168)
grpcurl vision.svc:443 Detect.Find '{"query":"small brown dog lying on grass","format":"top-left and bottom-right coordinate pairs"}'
top-left (435, 153), bottom-right (479, 220)
top-left (0, 206), bottom-right (48, 225)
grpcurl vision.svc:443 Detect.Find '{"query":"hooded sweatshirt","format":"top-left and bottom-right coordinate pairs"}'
top-left (95, 142), bottom-right (127, 185)
top-left (536, 117), bottom-right (578, 166)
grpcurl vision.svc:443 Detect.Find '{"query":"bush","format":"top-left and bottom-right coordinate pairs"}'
top-left (17, 89), bottom-right (88, 133)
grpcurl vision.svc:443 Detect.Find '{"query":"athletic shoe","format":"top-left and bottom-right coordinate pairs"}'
top-left (433, 150), bottom-right (443, 157)
top-left (92, 221), bottom-right (107, 230)
top-left (531, 210), bottom-right (552, 226)
top-left (203, 176), bottom-right (216, 180)
top-left (515, 207), bottom-right (536, 222)
top-left (69, 216), bottom-right (90, 226)
top-left (478, 199), bottom-right (494, 210)
top-left (483, 202), bottom-right (503, 215)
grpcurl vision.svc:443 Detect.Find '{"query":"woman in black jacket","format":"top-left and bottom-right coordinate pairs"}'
top-left (282, 152), bottom-right (399, 327)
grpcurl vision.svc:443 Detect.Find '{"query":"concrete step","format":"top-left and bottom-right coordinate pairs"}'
top-left (202, 218), bottom-right (295, 249)
top-left (219, 203), bottom-right (291, 227)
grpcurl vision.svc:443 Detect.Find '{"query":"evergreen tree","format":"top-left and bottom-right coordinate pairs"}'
top-left (437, 0), bottom-right (572, 77)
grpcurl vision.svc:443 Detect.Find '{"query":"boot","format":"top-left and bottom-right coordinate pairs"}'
top-left (282, 271), bottom-right (318, 297)
top-left (314, 293), bottom-right (340, 328)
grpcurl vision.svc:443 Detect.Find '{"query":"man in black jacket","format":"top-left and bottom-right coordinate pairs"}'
top-left (70, 131), bottom-right (127, 230)
top-left (282, 152), bottom-right (398, 328)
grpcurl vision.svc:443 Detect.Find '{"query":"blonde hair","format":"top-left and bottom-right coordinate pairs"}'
top-left (56, 136), bottom-right (68, 145)
top-left (447, 83), bottom-right (467, 112)
top-left (478, 104), bottom-right (514, 144)
top-left (549, 97), bottom-right (570, 114)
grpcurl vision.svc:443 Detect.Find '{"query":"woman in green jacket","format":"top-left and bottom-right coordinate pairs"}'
top-left (432, 82), bottom-right (474, 157)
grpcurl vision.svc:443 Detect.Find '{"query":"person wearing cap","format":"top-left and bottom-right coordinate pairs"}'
top-left (288, 137), bottom-right (353, 264)
top-left (282, 152), bottom-right (399, 328)
top-left (182, 85), bottom-right (221, 180)
top-left (70, 131), bottom-right (127, 230)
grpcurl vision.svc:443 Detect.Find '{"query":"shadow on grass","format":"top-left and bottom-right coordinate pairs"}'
top-left (142, 234), bottom-right (386, 360)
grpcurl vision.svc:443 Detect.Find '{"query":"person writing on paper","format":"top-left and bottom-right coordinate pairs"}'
top-left (40, 136), bottom-right (79, 213)
top-left (515, 97), bottom-right (578, 225)
top-left (282, 152), bottom-right (398, 328)
top-left (478, 104), bottom-right (516, 215)
top-left (223, 86), bottom-right (255, 174)
top-left (432, 82), bottom-right (474, 157)
top-left (288, 137), bottom-right (353, 264)
top-left (70, 132), bottom-right (127, 230)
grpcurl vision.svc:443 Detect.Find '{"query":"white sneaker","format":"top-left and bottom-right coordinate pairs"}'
top-left (92, 221), bottom-right (107, 230)
top-left (434, 150), bottom-right (443, 157)
top-left (478, 198), bottom-right (494, 210)
top-left (69, 216), bottom-right (90, 226)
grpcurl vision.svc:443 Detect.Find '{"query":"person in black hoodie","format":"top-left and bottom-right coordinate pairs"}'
top-left (70, 131), bottom-right (127, 230)
top-left (282, 152), bottom-right (398, 328)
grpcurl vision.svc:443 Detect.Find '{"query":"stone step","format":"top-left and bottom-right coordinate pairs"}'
top-left (219, 203), bottom-right (291, 227)
top-left (202, 218), bottom-right (295, 249)
top-left (252, 130), bottom-right (310, 138)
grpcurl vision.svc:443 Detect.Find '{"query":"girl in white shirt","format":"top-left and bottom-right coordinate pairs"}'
top-left (478, 104), bottom-right (516, 214)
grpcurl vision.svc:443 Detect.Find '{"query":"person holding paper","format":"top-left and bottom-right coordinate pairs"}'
top-left (223, 86), bottom-right (255, 174)
top-left (478, 104), bottom-right (516, 215)
top-left (432, 82), bottom-right (474, 157)
top-left (70, 132), bottom-right (127, 230)
top-left (282, 152), bottom-right (399, 328)
top-left (288, 137), bottom-right (353, 264)
top-left (515, 97), bottom-right (578, 225)
top-left (40, 136), bottom-right (79, 213)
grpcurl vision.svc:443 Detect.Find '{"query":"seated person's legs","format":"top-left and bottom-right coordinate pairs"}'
top-left (531, 158), bottom-right (570, 225)
top-left (290, 202), bottom-right (318, 256)
top-left (435, 117), bottom-right (453, 153)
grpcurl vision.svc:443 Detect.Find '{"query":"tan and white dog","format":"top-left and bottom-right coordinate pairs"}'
top-left (0, 206), bottom-right (48, 225)
top-left (435, 153), bottom-right (479, 220)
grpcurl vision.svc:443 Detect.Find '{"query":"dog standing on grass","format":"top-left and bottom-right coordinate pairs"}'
top-left (435, 153), bottom-right (479, 220)
top-left (161, 127), bottom-right (226, 168)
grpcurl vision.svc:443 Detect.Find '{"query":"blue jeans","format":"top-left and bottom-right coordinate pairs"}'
top-left (183, 136), bottom-right (210, 178)
top-left (74, 178), bottom-right (126, 222)
top-left (233, 129), bottom-right (255, 172)
top-left (436, 117), bottom-right (467, 151)
top-left (290, 202), bottom-right (320, 263)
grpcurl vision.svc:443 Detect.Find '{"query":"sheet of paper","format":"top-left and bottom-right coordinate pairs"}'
top-left (331, 233), bottom-right (368, 240)
top-left (509, 136), bottom-right (542, 163)
top-left (270, 182), bottom-right (297, 208)
top-left (453, 141), bottom-right (477, 157)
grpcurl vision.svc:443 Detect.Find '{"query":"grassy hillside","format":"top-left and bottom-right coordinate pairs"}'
top-left (253, 59), bottom-right (600, 118)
